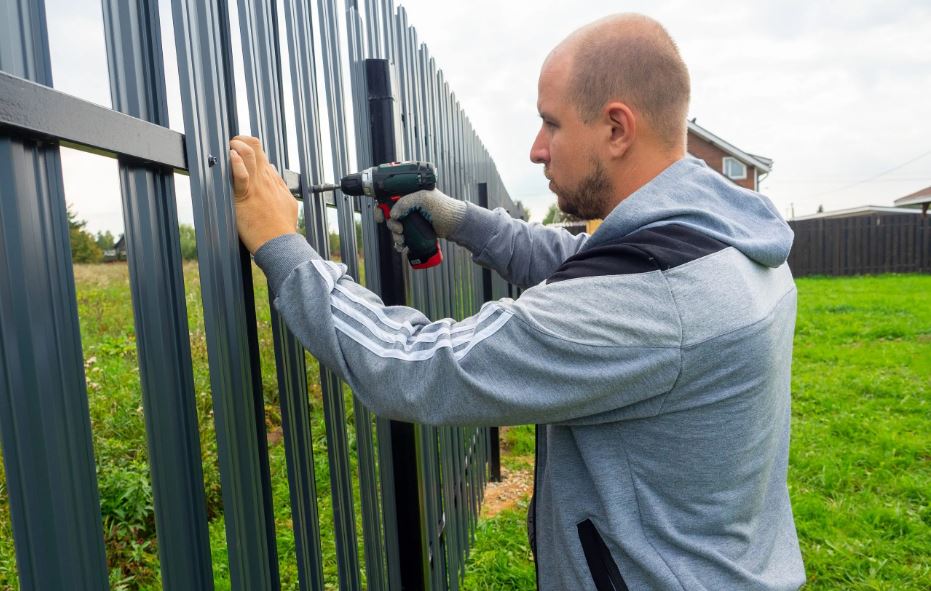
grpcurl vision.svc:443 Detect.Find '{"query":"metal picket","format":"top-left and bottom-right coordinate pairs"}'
top-left (0, 0), bottom-right (521, 589)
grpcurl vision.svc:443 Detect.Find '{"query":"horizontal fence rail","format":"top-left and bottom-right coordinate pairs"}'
top-left (788, 214), bottom-right (930, 276)
top-left (0, 0), bottom-right (520, 590)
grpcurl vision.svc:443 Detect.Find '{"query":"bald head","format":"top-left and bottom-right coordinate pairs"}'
top-left (551, 14), bottom-right (691, 151)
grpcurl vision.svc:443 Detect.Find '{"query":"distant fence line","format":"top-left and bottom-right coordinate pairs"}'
top-left (788, 214), bottom-right (930, 277)
top-left (0, 1), bottom-right (517, 590)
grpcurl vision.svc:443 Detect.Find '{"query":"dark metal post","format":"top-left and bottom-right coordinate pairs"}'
top-left (169, 0), bottom-right (279, 588)
top-left (366, 57), bottom-right (428, 591)
top-left (0, 2), bottom-right (110, 588)
top-left (477, 182), bottom-right (502, 483)
top-left (237, 1), bottom-right (332, 590)
top-left (100, 0), bottom-right (214, 587)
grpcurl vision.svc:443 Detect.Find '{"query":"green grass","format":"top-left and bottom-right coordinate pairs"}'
top-left (789, 275), bottom-right (930, 589)
top-left (461, 274), bottom-right (931, 590)
top-left (462, 424), bottom-right (536, 591)
top-left (0, 269), bottom-right (928, 590)
top-left (0, 262), bottom-right (369, 590)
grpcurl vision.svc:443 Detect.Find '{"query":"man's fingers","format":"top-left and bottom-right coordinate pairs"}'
top-left (385, 218), bottom-right (403, 234)
top-left (239, 135), bottom-right (268, 169)
top-left (229, 138), bottom-right (257, 177)
top-left (229, 150), bottom-right (250, 200)
top-left (388, 189), bottom-right (430, 220)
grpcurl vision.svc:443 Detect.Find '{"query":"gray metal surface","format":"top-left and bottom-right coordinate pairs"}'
top-left (279, 2), bottom-right (333, 589)
top-left (343, 6), bottom-right (390, 591)
top-left (236, 1), bottom-right (327, 590)
top-left (100, 0), bottom-right (214, 588)
top-left (0, 1), bottom-right (110, 589)
top-left (0, 0), bottom-right (521, 589)
top-left (314, 0), bottom-right (364, 587)
top-left (168, 0), bottom-right (279, 588)
top-left (0, 69), bottom-right (187, 170)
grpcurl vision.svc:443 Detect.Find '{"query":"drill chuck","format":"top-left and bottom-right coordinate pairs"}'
top-left (339, 172), bottom-right (366, 196)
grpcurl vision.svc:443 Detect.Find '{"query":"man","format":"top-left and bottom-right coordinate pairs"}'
top-left (230, 13), bottom-right (805, 591)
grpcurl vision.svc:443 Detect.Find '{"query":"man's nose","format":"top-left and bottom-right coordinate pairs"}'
top-left (530, 129), bottom-right (549, 164)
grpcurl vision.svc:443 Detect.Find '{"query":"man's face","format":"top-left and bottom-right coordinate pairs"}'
top-left (530, 52), bottom-right (613, 220)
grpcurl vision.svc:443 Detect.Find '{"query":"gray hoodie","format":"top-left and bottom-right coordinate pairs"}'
top-left (255, 156), bottom-right (806, 590)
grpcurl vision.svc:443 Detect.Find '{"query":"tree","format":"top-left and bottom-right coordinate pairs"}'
top-left (542, 203), bottom-right (581, 225)
top-left (95, 230), bottom-right (115, 251)
top-left (68, 205), bottom-right (102, 263)
top-left (178, 224), bottom-right (198, 261)
top-left (327, 220), bottom-right (364, 259)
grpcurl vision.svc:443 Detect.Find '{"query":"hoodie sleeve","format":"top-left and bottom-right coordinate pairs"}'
top-left (255, 233), bottom-right (681, 426)
top-left (446, 203), bottom-right (589, 288)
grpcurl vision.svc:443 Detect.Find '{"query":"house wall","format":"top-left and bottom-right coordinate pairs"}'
top-left (687, 131), bottom-right (757, 191)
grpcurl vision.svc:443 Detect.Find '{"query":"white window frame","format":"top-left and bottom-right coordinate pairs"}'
top-left (722, 156), bottom-right (747, 181)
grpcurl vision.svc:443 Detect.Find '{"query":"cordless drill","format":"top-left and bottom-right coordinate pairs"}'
top-left (312, 161), bottom-right (442, 269)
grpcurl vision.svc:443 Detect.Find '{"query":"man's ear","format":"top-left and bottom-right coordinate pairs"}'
top-left (604, 102), bottom-right (636, 158)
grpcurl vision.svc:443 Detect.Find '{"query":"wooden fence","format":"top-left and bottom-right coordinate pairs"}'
top-left (788, 214), bottom-right (930, 276)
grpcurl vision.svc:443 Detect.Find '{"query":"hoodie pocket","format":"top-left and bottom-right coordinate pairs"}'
top-left (577, 519), bottom-right (629, 591)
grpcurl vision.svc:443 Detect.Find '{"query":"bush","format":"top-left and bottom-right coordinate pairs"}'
top-left (178, 224), bottom-right (198, 261)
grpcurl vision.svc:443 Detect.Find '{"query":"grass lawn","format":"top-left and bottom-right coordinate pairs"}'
top-left (0, 269), bottom-right (927, 590)
top-left (462, 274), bottom-right (930, 590)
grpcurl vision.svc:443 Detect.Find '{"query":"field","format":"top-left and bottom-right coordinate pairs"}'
top-left (0, 269), bottom-right (928, 590)
top-left (462, 274), bottom-right (931, 590)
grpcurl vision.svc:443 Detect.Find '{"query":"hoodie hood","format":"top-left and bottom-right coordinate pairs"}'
top-left (584, 156), bottom-right (793, 268)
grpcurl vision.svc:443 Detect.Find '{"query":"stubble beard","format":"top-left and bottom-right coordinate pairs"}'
top-left (549, 157), bottom-right (612, 220)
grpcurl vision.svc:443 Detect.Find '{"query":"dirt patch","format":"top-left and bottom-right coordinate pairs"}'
top-left (267, 426), bottom-right (283, 446)
top-left (481, 465), bottom-right (534, 519)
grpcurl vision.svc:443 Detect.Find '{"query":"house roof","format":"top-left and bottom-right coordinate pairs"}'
top-left (687, 120), bottom-right (772, 173)
top-left (893, 185), bottom-right (931, 208)
top-left (791, 205), bottom-right (922, 221)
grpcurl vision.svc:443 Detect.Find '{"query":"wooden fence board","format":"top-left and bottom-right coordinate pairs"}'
top-left (788, 214), bottom-right (929, 276)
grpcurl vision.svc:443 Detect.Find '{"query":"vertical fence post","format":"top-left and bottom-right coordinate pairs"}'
top-left (365, 57), bottom-right (428, 591)
top-left (0, 2), bottom-right (110, 588)
top-left (169, 0), bottom-right (280, 587)
top-left (236, 1), bottom-right (335, 590)
top-left (100, 0), bottom-right (215, 588)
top-left (477, 182), bottom-right (501, 483)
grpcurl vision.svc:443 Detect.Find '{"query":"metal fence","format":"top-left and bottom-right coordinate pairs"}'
top-left (0, 0), bottom-right (518, 589)
top-left (788, 214), bottom-right (930, 276)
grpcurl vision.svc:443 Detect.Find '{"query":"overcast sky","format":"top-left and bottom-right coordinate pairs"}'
top-left (46, 0), bottom-right (931, 233)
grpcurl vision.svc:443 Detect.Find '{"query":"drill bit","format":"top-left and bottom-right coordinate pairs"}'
top-left (310, 183), bottom-right (340, 193)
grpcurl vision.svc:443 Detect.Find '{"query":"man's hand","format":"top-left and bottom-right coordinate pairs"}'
top-left (385, 188), bottom-right (466, 253)
top-left (229, 135), bottom-right (299, 253)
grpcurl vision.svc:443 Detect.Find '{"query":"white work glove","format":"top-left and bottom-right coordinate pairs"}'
top-left (378, 188), bottom-right (466, 254)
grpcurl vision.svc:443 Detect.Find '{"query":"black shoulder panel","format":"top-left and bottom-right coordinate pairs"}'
top-left (546, 224), bottom-right (729, 284)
